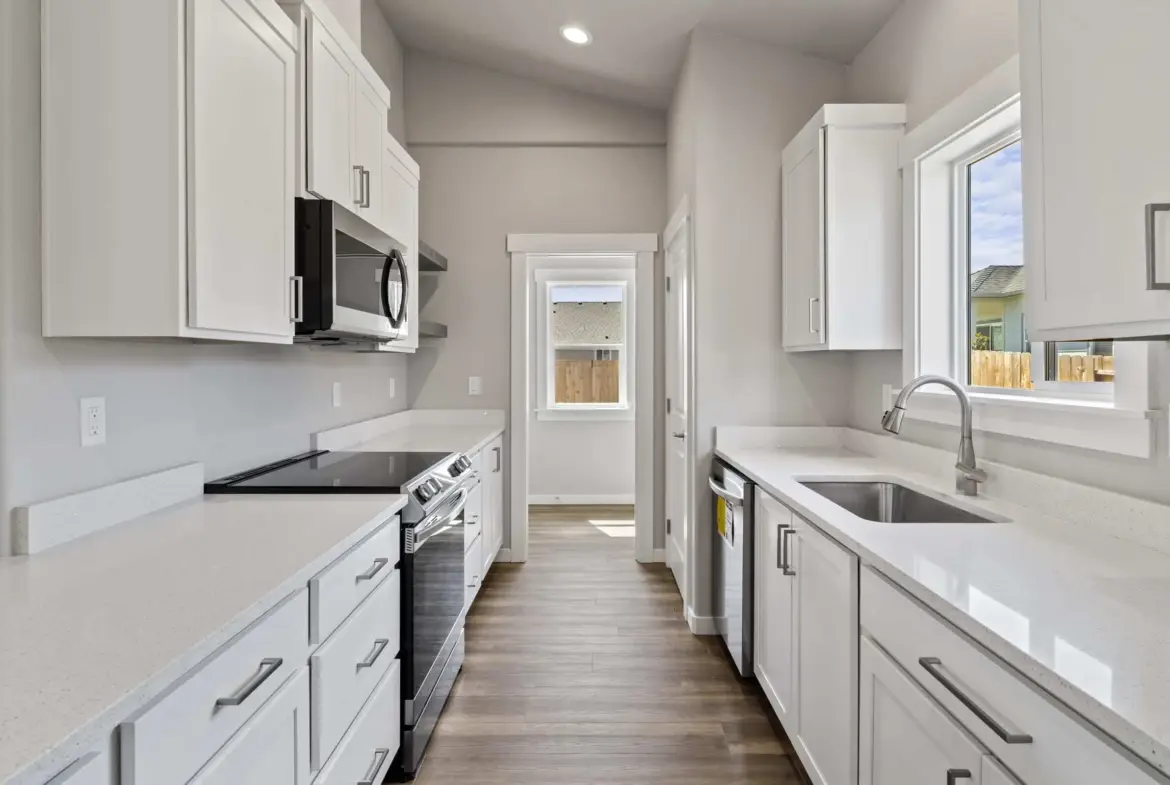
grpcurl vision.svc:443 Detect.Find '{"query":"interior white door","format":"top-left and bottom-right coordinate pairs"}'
top-left (186, 0), bottom-right (296, 338)
top-left (792, 516), bottom-right (857, 785)
top-left (859, 636), bottom-right (985, 785)
top-left (664, 211), bottom-right (691, 602)
top-left (353, 74), bottom-right (386, 222)
top-left (188, 667), bottom-right (310, 785)
top-left (306, 15), bottom-right (355, 206)
top-left (754, 493), bottom-right (798, 728)
top-left (782, 129), bottom-right (826, 349)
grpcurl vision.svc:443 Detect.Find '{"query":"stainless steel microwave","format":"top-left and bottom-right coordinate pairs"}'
top-left (294, 198), bottom-right (409, 345)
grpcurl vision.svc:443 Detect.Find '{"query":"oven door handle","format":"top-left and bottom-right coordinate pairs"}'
top-left (411, 487), bottom-right (470, 552)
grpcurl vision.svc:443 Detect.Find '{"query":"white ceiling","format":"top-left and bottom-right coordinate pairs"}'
top-left (378, 0), bottom-right (902, 108)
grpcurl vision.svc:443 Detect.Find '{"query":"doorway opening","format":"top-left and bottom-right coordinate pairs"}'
top-left (507, 234), bottom-right (658, 565)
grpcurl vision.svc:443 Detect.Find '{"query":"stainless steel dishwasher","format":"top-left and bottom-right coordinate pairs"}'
top-left (710, 459), bottom-right (754, 677)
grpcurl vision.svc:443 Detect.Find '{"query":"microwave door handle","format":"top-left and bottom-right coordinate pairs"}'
top-left (384, 249), bottom-right (408, 331)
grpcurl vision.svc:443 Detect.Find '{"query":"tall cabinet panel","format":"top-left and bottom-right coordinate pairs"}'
top-left (753, 492), bottom-right (798, 727)
top-left (306, 16), bottom-right (355, 207)
top-left (187, 0), bottom-right (296, 337)
top-left (1020, 0), bottom-right (1170, 340)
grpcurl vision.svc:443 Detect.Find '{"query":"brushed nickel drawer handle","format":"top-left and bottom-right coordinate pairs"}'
top-left (780, 527), bottom-right (796, 576)
top-left (215, 658), bottom-right (282, 707)
top-left (357, 638), bottom-right (390, 669)
top-left (358, 748), bottom-right (390, 785)
top-left (947, 770), bottom-right (972, 785)
top-left (919, 657), bottom-right (1033, 744)
top-left (356, 557), bottom-right (389, 582)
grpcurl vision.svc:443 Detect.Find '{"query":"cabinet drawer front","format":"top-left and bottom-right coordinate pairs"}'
top-left (311, 517), bottom-right (399, 644)
top-left (311, 569), bottom-right (400, 769)
top-left (120, 590), bottom-right (308, 785)
top-left (315, 661), bottom-right (401, 785)
top-left (861, 569), bottom-right (1162, 785)
top-left (48, 751), bottom-right (111, 785)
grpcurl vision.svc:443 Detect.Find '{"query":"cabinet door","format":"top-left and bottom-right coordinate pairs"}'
top-left (187, 0), bottom-right (296, 338)
top-left (306, 15), bottom-right (356, 206)
top-left (465, 534), bottom-right (483, 609)
top-left (753, 493), bottom-right (797, 728)
top-left (860, 636), bottom-right (985, 785)
top-left (489, 438), bottom-right (505, 558)
top-left (981, 757), bottom-right (1022, 785)
top-left (188, 667), bottom-right (310, 785)
top-left (792, 515), bottom-right (858, 785)
top-left (353, 74), bottom-right (386, 222)
top-left (782, 127), bottom-right (826, 349)
top-left (1021, 0), bottom-right (1170, 340)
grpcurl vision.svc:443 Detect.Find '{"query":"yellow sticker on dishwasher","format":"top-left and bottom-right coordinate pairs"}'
top-left (716, 497), bottom-right (727, 537)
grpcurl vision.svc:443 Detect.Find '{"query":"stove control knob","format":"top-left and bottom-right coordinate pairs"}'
top-left (448, 462), bottom-right (463, 477)
top-left (428, 478), bottom-right (443, 495)
top-left (416, 485), bottom-right (432, 503)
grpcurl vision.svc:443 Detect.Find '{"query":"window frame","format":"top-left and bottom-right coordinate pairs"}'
top-left (534, 266), bottom-right (636, 422)
top-left (895, 56), bottom-right (1158, 458)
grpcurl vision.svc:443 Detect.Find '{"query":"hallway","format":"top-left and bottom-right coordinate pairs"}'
top-left (415, 507), bottom-right (802, 784)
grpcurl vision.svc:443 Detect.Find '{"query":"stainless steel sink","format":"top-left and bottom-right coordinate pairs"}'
top-left (800, 481), bottom-right (1000, 524)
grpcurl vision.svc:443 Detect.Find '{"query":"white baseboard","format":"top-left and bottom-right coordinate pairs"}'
top-left (495, 548), bottom-right (514, 563)
top-left (528, 494), bottom-right (636, 506)
top-left (13, 463), bottom-right (204, 554)
top-left (686, 608), bottom-right (719, 636)
top-left (652, 548), bottom-right (666, 563)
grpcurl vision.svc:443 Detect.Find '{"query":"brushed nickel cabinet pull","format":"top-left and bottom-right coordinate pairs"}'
top-left (357, 638), bottom-right (390, 669)
top-left (215, 658), bottom-right (282, 707)
top-left (919, 657), bottom-right (1033, 744)
top-left (358, 748), bottom-right (390, 785)
top-left (356, 557), bottom-right (388, 582)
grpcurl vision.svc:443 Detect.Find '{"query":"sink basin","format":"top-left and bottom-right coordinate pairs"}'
top-left (800, 481), bottom-right (999, 524)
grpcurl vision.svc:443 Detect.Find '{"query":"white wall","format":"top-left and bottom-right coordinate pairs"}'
top-left (361, 0), bottom-right (405, 142)
top-left (672, 28), bottom-right (852, 618)
top-left (402, 52), bottom-right (664, 531)
top-left (0, 0), bottom-right (408, 555)
top-left (845, 0), bottom-right (1170, 505)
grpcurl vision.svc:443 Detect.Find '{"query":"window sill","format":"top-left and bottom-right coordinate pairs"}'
top-left (535, 407), bottom-right (634, 423)
top-left (881, 385), bottom-right (1159, 458)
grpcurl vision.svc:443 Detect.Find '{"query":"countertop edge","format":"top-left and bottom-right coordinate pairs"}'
top-left (714, 446), bottom-right (1170, 779)
top-left (4, 495), bottom-right (409, 785)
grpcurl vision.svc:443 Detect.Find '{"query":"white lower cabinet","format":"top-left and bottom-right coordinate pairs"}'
top-left (188, 667), bottom-right (310, 785)
top-left (466, 533), bottom-right (483, 609)
top-left (314, 662), bottom-right (401, 785)
top-left (754, 492), bottom-right (797, 727)
top-left (981, 757), bottom-right (1023, 785)
top-left (753, 492), bottom-right (858, 785)
top-left (860, 635), bottom-right (986, 785)
top-left (47, 752), bottom-right (112, 785)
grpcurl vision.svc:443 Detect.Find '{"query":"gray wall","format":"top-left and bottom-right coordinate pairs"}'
top-left (402, 51), bottom-right (665, 534)
top-left (672, 28), bottom-right (853, 617)
top-left (844, 0), bottom-right (1170, 505)
top-left (0, 0), bottom-right (408, 555)
top-left (361, 0), bottom-right (406, 142)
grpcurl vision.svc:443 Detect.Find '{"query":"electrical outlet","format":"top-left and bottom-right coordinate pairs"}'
top-left (468, 376), bottom-right (483, 396)
top-left (388, 378), bottom-right (397, 400)
top-left (332, 382), bottom-right (342, 408)
top-left (80, 397), bottom-right (106, 447)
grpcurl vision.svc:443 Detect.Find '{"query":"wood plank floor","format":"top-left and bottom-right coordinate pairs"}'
top-left (415, 506), bottom-right (803, 784)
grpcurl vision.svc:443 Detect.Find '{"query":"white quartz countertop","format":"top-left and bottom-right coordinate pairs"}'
top-left (716, 443), bottom-right (1170, 777)
top-left (0, 492), bottom-right (407, 785)
top-left (347, 423), bottom-right (504, 457)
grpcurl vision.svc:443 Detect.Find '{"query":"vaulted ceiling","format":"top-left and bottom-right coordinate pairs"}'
top-left (378, 0), bottom-right (903, 108)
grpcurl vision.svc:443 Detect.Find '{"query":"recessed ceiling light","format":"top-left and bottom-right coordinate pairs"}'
top-left (560, 24), bottom-right (592, 46)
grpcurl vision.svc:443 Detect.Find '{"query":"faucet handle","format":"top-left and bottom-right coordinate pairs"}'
top-left (956, 464), bottom-right (988, 484)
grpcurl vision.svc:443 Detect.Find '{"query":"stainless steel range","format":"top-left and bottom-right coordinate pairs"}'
top-left (205, 448), bottom-right (479, 780)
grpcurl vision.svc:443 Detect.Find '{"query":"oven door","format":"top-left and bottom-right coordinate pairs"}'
top-left (401, 484), bottom-right (469, 723)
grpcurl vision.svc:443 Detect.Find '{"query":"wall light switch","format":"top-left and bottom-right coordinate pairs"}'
top-left (332, 382), bottom-right (342, 408)
top-left (80, 397), bottom-right (106, 447)
top-left (468, 376), bottom-right (483, 396)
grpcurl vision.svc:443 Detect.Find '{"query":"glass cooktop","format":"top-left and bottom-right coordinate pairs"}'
top-left (205, 451), bottom-right (453, 493)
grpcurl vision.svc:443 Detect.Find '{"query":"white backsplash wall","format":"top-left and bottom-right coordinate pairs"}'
top-left (844, 0), bottom-right (1170, 506)
top-left (0, 0), bottom-right (408, 556)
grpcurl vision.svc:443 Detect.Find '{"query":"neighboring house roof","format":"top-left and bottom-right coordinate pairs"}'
top-left (971, 265), bottom-right (1025, 298)
top-left (551, 302), bottom-right (623, 345)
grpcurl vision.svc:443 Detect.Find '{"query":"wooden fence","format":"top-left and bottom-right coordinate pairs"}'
top-left (970, 351), bottom-right (1114, 390)
top-left (556, 359), bottom-right (620, 403)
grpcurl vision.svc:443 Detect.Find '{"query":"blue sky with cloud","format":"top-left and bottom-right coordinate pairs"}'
top-left (969, 140), bottom-right (1023, 272)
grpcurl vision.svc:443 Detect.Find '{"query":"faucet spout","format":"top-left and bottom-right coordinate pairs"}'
top-left (881, 374), bottom-right (986, 496)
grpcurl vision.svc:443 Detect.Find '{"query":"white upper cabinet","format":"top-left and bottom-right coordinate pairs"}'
top-left (43, 0), bottom-right (298, 343)
top-left (306, 14), bottom-right (357, 208)
top-left (782, 105), bottom-right (906, 352)
top-left (353, 73), bottom-right (388, 221)
top-left (1020, 0), bottom-right (1170, 340)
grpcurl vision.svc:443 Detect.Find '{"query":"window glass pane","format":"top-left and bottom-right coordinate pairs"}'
top-left (966, 140), bottom-right (1113, 388)
top-left (554, 348), bottom-right (621, 404)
